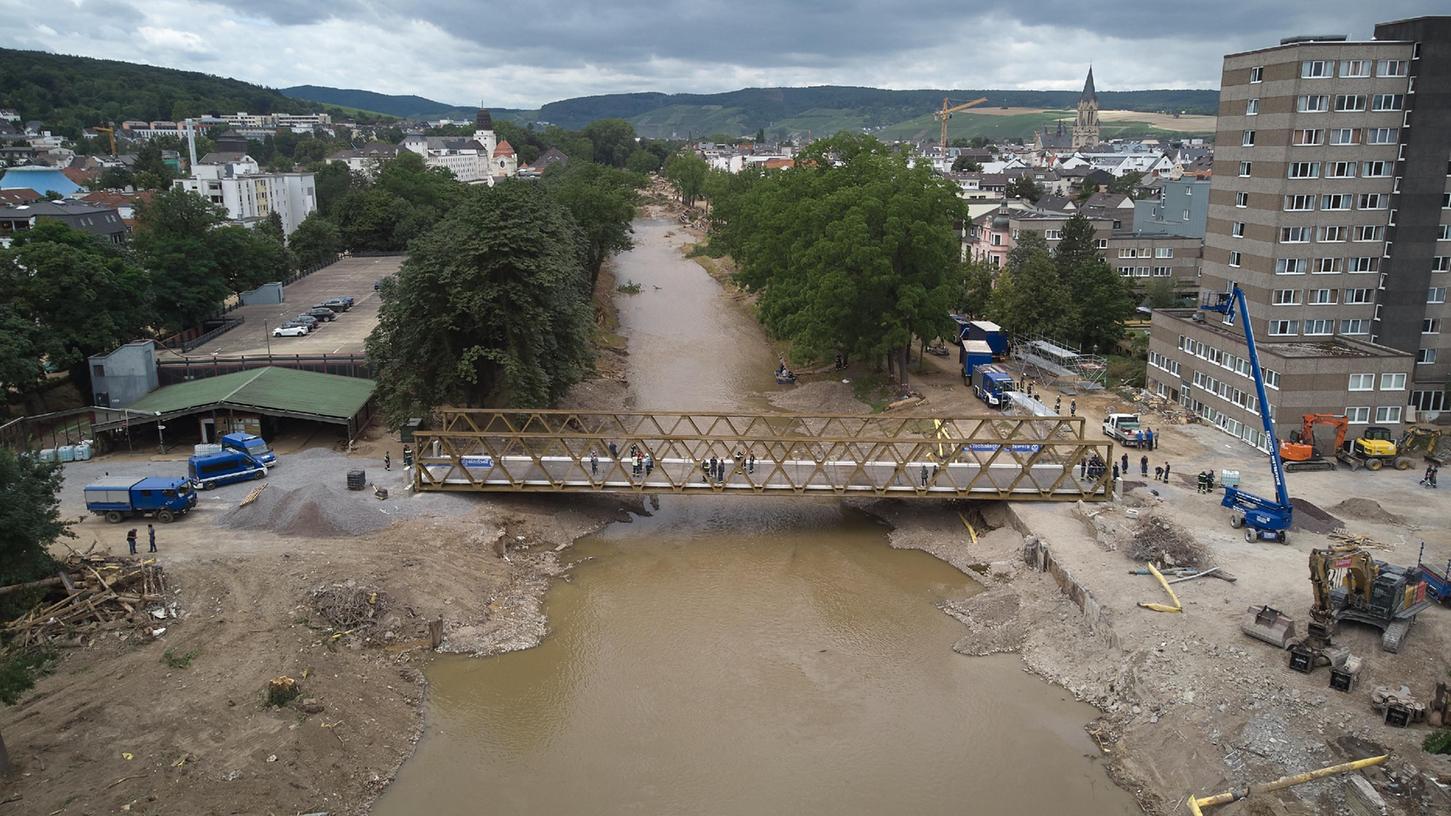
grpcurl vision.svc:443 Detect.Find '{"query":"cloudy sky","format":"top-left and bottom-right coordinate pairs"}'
top-left (2, 1), bottom-right (1445, 108)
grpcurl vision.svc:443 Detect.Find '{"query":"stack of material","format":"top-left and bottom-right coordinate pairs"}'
top-left (4, 554), bottom-right (170, 647)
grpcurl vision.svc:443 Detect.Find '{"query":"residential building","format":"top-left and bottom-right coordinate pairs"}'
top-left (0, 165), bottom-right (82, 197)
top-left (964, 204), bottom-right (1113, 268)
top-left (398, 108), bottom-right (509, 184)
top-left (77, 190), bottom-right (155, 231)
top-left (532, 147), bottom-right (570, 172)
top-left (327, 141), bottom-right (399, 177)
top-left (0, 200), bottom-right (128, 248)
top-left (1134, 178), bottom-right (1212, 237)
top-left (1106, 234), bottom-right (1203, 294)
top-left (1147, 17), bottom-right (1448, 443)
top-left (173, 153), bottom-right (317, 235)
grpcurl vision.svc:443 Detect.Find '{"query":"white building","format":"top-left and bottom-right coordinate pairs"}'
top-left (399, 109), bottom-right (515, 185)
top-left (173, 152), bottom-right (316, 235)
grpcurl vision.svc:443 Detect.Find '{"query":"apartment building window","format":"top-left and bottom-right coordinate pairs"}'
top-left (1044, 229), bottom-right (1062, 240)
top-left (1155, 247), bottom-right (1173, 259)
top-left (1349, 257), bottom-right (1380, 273)
top-left (1235, 192), bottom-right (1249, 208)
top-left (1284, 194), bottom-right (1314, 211)
top-left (1294, 128), bottom-right (1323, 145)
top-left (1418, 349), bottom-right (1439, 364)
top-left (1304, 319), bottom-right (1333, 335)
top-left (1229, 251), bottom-right (1243, 268)
top-left (1320, 225), bottom-right (1347, 242)
top-left (1435, 256), bottom-right (1450, 272)
top-left (1381, 373), bottom-right (1406, 390)
top-left (1335, 94), bottom-right (1366, 112)
top-left (1317, 257), bottom-right (1344, 274)
top-left (1431, 287), bottom-right (1448, 304)
top-left (1268, 320), bottom-right (1299, 336)
top-left (1326, 161), bottom-right (1356, 179)
top-left (1232, 222), bottom-right (1246, 238)
top-left (1297, 95), bottom-right (1329, 112)
top-left (1288, 161), bottom-right (1319, 179)
top-left (1246, 99), bottom-right (1259, 115)
top-left (1354, 225), bottom-right (1385, 242)
top-left (1340, 59), bottom-right (1371, 77)
top-left (1250, 65), bottom-right (1263, 83)
top-left (1241, 130), bottom-right (1256, 147)
top-left (1425, 318), bottom-right (1442, 334)
top-left (1329, 128), bottom-right (1359, 145)
top-left (1412, 389), bottom-right (1447, 413)
top-left (1340, 319), bottom-right (1369, 334)
top-left (1343, 288), bottom-right (1372, 305)
top-left (1357, 193), bottom-right (1387, 210)
top-left (1362, 160), bottom-right (1391, 177)
top-left (1346, 406), bottom-right (1370, 424)
top-left (1375, 406), bottom-right (1403, 424)
top-left (1372, 94), bottom-right (1404, 111)
top-left (1302, 60), bottom-right (1331, 78)
top-left (1275, 257), bottom-right (1307, 274)
top-left (1280, 227), bottom-right (1312, 243)
top-left (1273, 289), bottom-right (1302, 305)
top-left (1238, 161), bottom-right (1252, 177)
top-left (1377, 59), bottom-right (1408, 77)
top-left (1367, 127), bottom-right (1398, 144)
top-left (1441, 225), bottom-right (1451, 240)
top-left (1152, 267), bottom-right (1172, 277)
top-left (1095, 239), bottom-right (1107, 249)
top-left (1322, 193), bottom-right (1353, 210)
top-left (1119, 248), bottom-right (1137, 258)
top-left (990, 234), bottom-right (1001, 245)
top-left (1308, 288), bottom-right (1336, 305)
top-left (1443, 193), bottom-right (1451, 209)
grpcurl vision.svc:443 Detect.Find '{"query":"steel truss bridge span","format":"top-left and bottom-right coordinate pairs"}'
top-left (411, 409), bottom-right (1113, 501)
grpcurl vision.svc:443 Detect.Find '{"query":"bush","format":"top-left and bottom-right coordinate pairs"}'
top-left (1426, 729), bottom-right (1451, 755)
top-left (161, 648), bottom-right (199, 669)
top-left (0, 648), bottom-right (56, 704)
top-left (616, 280), bottom-right (642, 295)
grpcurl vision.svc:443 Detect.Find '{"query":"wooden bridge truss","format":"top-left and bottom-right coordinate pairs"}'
top-left (411, 409), bottom-right (1113, 501)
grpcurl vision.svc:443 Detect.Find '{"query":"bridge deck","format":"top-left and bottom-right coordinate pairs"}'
top-left (412, 409), bottom-right (1114, 501)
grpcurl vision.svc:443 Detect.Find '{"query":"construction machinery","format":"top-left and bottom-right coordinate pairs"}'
top-left (1399, 425), bottom-right (1449, 465)
top-left (92, 125), bottom-right (117, 157)
top-left (934, 97), bottom-right (988, 149)
top-left (1337, 425), bottom-right (1416, 471)
top-left (1202, 285), bottom-right (1293, 543)
top-left (1280, 413), bottom-right (1346, 472)
top-left (1288, 544), bottom-right (1432, 671)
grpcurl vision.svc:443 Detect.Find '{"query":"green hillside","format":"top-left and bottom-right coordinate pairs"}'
top-left (0, 48), bottom-right (337, 136)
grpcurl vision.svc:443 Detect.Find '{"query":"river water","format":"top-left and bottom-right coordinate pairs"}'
top-left (373, 220), bottom-right (1139, 815)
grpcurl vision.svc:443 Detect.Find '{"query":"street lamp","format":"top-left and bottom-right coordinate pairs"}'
top-left (155, 412), bottom-right (166, 454)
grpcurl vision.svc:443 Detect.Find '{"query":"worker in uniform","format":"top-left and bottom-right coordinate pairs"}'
top-left (126, 528), bottom-right (138, 556)
top-left (147, 523), bottom-right (157, 553)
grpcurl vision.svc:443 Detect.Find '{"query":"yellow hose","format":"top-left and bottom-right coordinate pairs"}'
top-left (1138, 563), bottom-right (1182, 613)
top-left (1185, 754), bottom-right (1388, 813)
top-left (957, 512), bottom-right (978, 546)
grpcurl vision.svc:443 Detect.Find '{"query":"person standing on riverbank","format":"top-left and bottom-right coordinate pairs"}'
top-left (1140, 455), bottom-right (1148, 477)
top-left (126, 528), bottom-right (137, 556)
top-left (1162, 462), bottom-right (1172, 483)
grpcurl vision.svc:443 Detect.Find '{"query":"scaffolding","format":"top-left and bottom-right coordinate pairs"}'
top-left (1012, 336), bottom-right (1108, 390)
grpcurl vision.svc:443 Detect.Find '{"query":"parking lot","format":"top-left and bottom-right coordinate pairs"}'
top-left (175, 255), bottom-right (403, 357)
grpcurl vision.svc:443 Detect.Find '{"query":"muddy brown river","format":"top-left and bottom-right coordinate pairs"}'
top-left (373, 220), bottom-right (1139, 814)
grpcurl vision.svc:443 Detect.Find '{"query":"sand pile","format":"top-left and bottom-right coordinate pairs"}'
top-left (1328, 497), bottom-right (1405, 526)
top-left (221, 482), bottom-right (393, 537)
top-left (766, 380), bottom-right (866, 413)
top-left (1290, 497), bottom-right (1343, 534)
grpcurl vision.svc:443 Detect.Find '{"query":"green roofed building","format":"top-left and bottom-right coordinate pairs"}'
top-left (95, 366), bottom-right (377, 442)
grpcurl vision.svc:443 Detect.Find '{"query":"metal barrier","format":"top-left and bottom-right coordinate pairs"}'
top-left (412, 409), bottom-right (1113, 501)
top-left (157, 353), bottom-right (373, 385)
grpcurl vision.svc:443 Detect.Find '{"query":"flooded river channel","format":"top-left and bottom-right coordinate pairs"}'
top-left (373, 220), bottom-right (1139, 814)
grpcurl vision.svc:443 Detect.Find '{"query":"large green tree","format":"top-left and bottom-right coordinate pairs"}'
top-left (957, 258), bottom-right (995, 317)
top-left (209, 225), bottom-right (290, 296)
top-left (717, 133), bottom-right (962, 387)
top-left (0, 448), bottom-right (68, 609)
top-left (582, 119), bottom-right (637, 168)
top-left (289, 212), bottom-right (341, 270)
top-left (365, 182), bottom-right (594, 422)
top-left (664, 152), bottom-right (708, 206)
top-left (988, 232), bottom-right (1074, 340)
top-left (1050, 213), bottom-right (1135, 352)
top-left (542, 162), bottom-right (640, 285)
top-left (133, 188), bottom-right (230, 332)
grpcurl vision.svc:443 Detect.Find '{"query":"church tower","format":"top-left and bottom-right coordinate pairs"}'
top-left (473, 108), bottom-right (497, 159)
top-left (1071, 67), bottom-right (1100, 150)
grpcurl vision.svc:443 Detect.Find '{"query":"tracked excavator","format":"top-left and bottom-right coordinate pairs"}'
top-left (1280, 414), bottom-right (1346, 473)
top-left (1285, 545), bottom-right (1432, 672)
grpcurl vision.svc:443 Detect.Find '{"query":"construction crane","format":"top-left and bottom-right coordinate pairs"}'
top-left (1202, 284), bottom-right (1293, 543)
top-left (92, 125), bottom-right (117, 157)
top-left (934, 97), bottom-right (987, 149)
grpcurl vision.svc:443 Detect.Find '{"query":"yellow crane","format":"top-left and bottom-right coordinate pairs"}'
top-left (92, 125), bottom-right (117, 157)
top-left (934, 97), bottom-right (987, 149)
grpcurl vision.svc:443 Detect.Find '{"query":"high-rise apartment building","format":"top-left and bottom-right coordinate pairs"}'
top-left (1147, 16), bottom-right (1451, 448)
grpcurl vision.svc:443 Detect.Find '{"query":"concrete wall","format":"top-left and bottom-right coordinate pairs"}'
top-left (240, 281), bottom-right (283, 305)
top-left (89, 340), bottom-right (158, 408)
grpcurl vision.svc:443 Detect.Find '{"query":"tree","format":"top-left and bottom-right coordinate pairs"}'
top-left (289, 212), bottom-right (340, 269)
top-left (0, 305), bottom-right (47, 410)
top-left (131, 141), bottom-right (175, 190)
top-left (1005, 175), bottom-right (1042, 202)
top-left (1073, 258), bottom-right (1136, 353)
top-left (721, 133), bottom-right (962, 388)
top-left (625, 148), bottom-right (662, 174)
top-left (1143, 277), bottom-right (1180, 309)
top-left (951, 156), bottom-right (982, 173)
top-left (334, 187), bottom-right (408, 252)
top-left (209, 225), bottom-right (290, 295)
top-left (365, 182), bottom-right (594, 422)
top-left (0, 448), bottom-right (69, 607)
top-left (92, 166), bottom-right (135, 191)
top-left (310, 160), bottom-right (358, 218)
top-left (958, 258), bottom-right (994, 316)
top-left (663, 152), bottom-right (708, 206)
top-left (582, 119), bottom-right (636, 168)
top-left (257, 211), bottom-right (285, 246)
top-left (133, 187), bottom-right (230, 331)
top-left (542, 162), bottom-right (640, 284)
top-left (1108, 170), bottom-right (1145, 198)
top-left (988, 232), bottom-right (1073, 340)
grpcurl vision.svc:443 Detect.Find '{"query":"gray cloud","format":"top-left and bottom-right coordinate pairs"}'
top-left (2, 0), bottom-right (1447, 107)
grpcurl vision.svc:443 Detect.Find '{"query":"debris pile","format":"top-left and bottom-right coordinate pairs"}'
top-left (1129, 515), bottom-right (1208, 568)
top-left (222, 482), bottom-right (392, 537)
top-left (309, 581), bottom-right (390, 634)
top-left (1328, 497), bottom-right (1405, 527)
top-left (4, 553), bottom-right (173, 647)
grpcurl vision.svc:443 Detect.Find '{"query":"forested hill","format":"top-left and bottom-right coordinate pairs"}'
top-left (0, 48), bottom-right (327, 136)
top-left (280, 85), bottom-right (479, 120)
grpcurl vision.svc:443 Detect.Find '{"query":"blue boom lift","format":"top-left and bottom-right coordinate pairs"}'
top-left (1203, 284), bottom-right (1293, 544)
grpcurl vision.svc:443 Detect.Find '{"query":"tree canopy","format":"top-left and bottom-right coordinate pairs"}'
top-left (541, 162), bottom-right (641, 284)
top-left (0, 449), bottom-right (69, 614)
top-left (664, 152), bottom-right (708, 206)
top-left (132, 188), bottom-right (231, 332)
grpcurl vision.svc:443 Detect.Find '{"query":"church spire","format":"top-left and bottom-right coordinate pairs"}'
top-left (1081, 66), bottom-right (1097, 106)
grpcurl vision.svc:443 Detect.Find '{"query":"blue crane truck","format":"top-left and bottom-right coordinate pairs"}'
top-left (84, 476), bottom-right (197, 524)
top-left (971, 364), bottom-right (1016, 408)
top-left (220, 432), bottom-right (277, 468)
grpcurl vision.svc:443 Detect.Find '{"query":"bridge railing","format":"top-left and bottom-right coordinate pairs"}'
top-left (411, 409), bottom-right (1113, 501)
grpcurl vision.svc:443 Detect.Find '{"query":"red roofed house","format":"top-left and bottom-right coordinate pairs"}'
top-left (492, 140), bottom-right (517, 179)
top-left (0, 188), bottom-right (41, 205)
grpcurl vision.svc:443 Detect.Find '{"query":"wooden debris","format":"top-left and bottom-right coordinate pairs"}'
top-left (3, 554), bottom-right (171, 648)
top-left (239, 483), bottom-right (267, 507)
top-left (1328, 531), bottom-right (1394, 551)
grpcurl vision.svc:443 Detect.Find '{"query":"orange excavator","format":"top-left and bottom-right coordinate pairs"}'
top-left (1280, 413), bottom-right (1346, 472)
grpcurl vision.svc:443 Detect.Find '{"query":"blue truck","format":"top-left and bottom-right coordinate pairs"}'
top-left (960, 339), bottom-right (994, 385)
top-left (221, 432), bottom-right (277, 468)
top-left (972, 364), bottom-right (1016, 408)
top-left (966, 320), bottom-right (1008, 360)
top-left (84, 476), bottom-right (197, 523)
top-left (189, 450), bottom-right (268, 490)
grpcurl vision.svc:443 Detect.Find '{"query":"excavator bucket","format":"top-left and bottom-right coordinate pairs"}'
top-left (1242, 605), bottom-right (1296, 649)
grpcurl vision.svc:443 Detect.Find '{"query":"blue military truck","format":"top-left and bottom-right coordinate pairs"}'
top-left (189, 450), bottom-right (268, 490)
top-left (220, 432), bottom-right (277, 468)
top-left (960, 339), bottom-right (994, 385)
top-left (972, 364), bottom-right (1016, 408)
top-left (84, 476), bottom-right (197, 524)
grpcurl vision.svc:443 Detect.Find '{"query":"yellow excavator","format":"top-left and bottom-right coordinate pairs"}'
top-left (1279, 414), bottom-right (1421, 472)
top-left (1399, 425), bottom-right (1448, 465)
top-left (1288, 545), bottom-right (1431, 672)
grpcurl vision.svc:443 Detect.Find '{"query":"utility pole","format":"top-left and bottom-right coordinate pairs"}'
top-left (264, 319), bottom-right (271, 357)
top-left (155, 412), bottom-right (165, 454)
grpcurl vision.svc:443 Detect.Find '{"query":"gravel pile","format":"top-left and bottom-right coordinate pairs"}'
top-left (1290, 497), bottom-right (1343, 534)
top-left (221, 482), bottom-right (394, 537)
top-left (1328, 497), bottom-right (1404, 526)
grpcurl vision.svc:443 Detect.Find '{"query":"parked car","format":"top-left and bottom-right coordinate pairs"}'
top-left (374, 279), bottom-right (387, 291)
top-left (273, 324), bottom-right (308, 337)
top-left (305, 307), bottom-right (337, 322)
top-left (293, 314), bottom-right (320, 330)
top-left (318, 297), bottom-right (351, 312)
